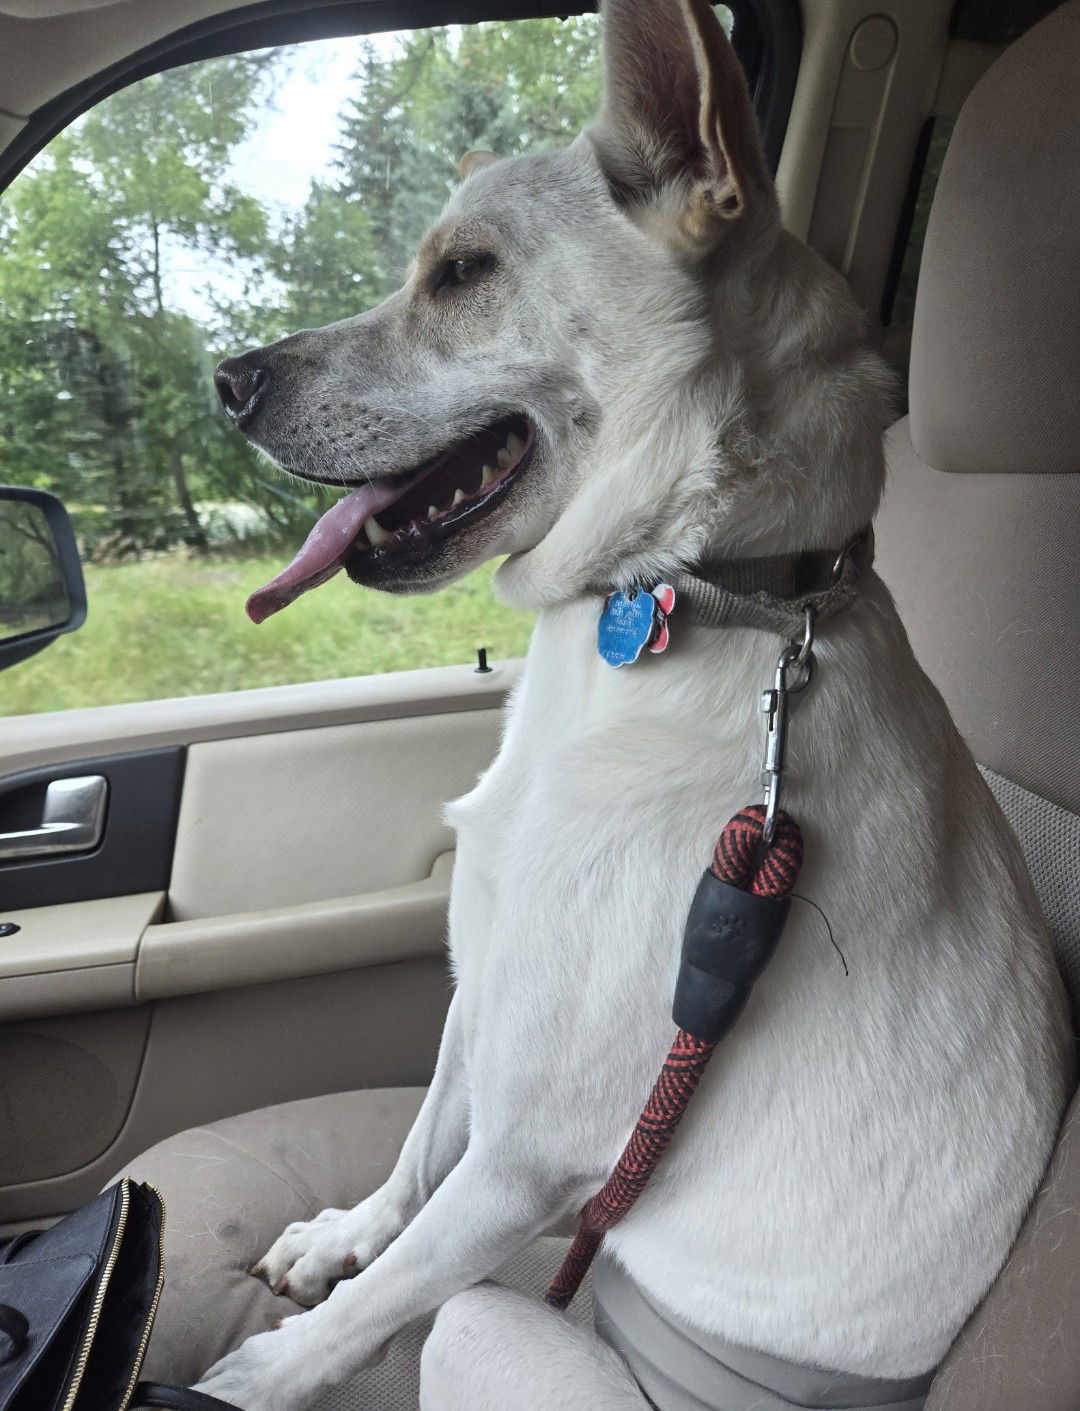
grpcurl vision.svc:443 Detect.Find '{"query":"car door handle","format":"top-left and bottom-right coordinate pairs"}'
top-left (0, 775), bottom-right (108, 861)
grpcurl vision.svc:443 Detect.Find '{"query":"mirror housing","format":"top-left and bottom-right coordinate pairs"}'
top-left (0, 487), bottom-right (87, 672)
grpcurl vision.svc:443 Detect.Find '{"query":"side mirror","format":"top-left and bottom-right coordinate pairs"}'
top-left (0, 487), bottom-right (87, 672)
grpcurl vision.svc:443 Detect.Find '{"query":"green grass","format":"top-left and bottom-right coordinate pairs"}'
top-left (0, 551), bottom-right (535, 715)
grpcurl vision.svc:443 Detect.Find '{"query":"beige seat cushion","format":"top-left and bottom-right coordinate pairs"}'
top-left (927, 1088), bottom-right (1080, 1410)
top-left (117, 1087), bottom-right (427, 1389)
top-left (117, 1087), bottom-right (591, 1411)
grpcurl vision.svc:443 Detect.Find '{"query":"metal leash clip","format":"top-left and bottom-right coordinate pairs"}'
top-left (760, 606), bottom-right (815, 847)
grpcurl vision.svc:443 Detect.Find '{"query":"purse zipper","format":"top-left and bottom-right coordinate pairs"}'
top-left (117, 1183), bottom-right (167, 1411)
top-left (60, 1180), bottom-right (131, 1411)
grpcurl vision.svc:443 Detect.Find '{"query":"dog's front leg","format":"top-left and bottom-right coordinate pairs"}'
top-left (194, 1141), bottom-right (577, 1411)
top-left (254, 992), bottom-right (470, 1306)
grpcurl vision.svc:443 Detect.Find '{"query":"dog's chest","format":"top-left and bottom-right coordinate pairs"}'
top-left (443, 603), bottom-right (760, 1049)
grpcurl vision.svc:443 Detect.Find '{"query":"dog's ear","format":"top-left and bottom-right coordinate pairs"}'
top-left (591, 0), bottom-right (776, 243)
top-left (458, 150), bottom-right (500, 180)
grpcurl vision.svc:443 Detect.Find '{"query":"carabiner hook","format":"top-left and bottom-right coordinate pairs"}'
top-left (760, 613), bottom-right (815, 847)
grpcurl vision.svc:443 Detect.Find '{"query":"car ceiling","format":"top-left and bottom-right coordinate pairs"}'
top-left (0, 0), bottom-right (138, 15)
top-left (0, 1), bottom-right (244, 119)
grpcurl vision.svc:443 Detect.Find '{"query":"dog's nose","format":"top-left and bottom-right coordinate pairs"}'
top-left (214, 357), bottom-right (267, 422)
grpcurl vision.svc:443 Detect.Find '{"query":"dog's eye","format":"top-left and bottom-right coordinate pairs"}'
top-left (434, 256), bottom-right (489, 293)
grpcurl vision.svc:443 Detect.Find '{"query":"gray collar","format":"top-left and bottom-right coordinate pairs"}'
top-left (670, 528), bottom-right (874, 638)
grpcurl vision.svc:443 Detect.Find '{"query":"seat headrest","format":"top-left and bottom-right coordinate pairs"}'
top-left (909, 0), bottom-right (1080, 476)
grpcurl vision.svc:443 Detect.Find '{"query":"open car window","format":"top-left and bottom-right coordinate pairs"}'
top-left (0, 7), bottom-right (760, 714)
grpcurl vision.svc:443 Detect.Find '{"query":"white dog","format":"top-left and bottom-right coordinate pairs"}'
top-left (202, 1), bottom-right (1072, 1405)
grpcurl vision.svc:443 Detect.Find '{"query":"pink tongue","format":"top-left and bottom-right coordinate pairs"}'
top-left (247, 478), bottom-right (410, 623)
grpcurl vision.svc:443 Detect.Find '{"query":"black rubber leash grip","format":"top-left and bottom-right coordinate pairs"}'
top-left (672, 871), bottom-right (791, 1042)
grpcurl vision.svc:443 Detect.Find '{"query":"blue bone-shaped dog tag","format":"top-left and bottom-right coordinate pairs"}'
top-left (597, 584), bottom-right (675, 668)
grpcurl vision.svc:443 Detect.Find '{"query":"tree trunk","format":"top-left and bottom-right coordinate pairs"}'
top-left (83, 330), bottom-right (140, 556)
top-left (169, 438), bottom-right (208, 551)
top-left (151, 220), bottom-right (165, 317)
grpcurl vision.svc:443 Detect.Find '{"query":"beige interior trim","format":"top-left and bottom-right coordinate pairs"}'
top-left (778, 0), bottom-right (951, 319)
top-left (0, 0), bottom-right (240, 117)
top-left (0, 110), bottom-right (24, 148)
top-left (0, 889), bottom-right (163, 977)
top-left (0, 891), bottom-right (164, 1021)
top-left (0, 660), bottom-right (519, 776)
top-left (1, 1), bottom-right (142, 16)
top-left (0, 856), bottom-right (457, 1018)
top-left (2, 965), bottom-right (131, 1022)
top-left (138, 853), bottom-right (453, 1001)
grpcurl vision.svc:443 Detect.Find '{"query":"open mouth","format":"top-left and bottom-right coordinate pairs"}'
top-left (247, 415), bottom-right (535, 622)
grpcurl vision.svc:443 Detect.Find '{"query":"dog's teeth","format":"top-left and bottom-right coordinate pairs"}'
top-left (480, 465), bottom-right (495, 486)
top-left (427, 505), bottom-right (439, 521)
top-left (497, 448), bottom-right (513, 470)
top-left (364, 516), bottom-right (392, 545)
top-left (452, 488), bottom-right (466, 507)
top-left (506, 432), bottom-right (525, 459)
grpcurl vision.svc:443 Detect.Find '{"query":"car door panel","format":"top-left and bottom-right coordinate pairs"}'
top-left (0, 663), bottom-right (514, 1223)
top-left (0, 957), bottom-right (449, 1222)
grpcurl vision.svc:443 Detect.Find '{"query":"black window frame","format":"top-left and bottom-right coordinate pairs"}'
top-left (880, 115), bottom-right (937, 329)
top-left (950, 0), bottom-right (1065, 42)
top-left (0, 0), bottom-right (801, 197)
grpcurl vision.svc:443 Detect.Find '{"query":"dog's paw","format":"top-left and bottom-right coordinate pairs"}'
top-left (252, 1196), bottom-right (402, 1306)
top-left (194, 1320), bottom-right (324, 1411)
top-left (251, 1207), bottom-right (347, 1294)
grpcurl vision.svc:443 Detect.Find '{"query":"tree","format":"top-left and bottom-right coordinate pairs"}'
top-left (332, 18), bottom-right (602, 303)
top-left (272, 180), bottom-right (381, 330)
top-left (0, 54), bottom-right (282, 556)
top-left (80, 55), bottom-right (278, 549)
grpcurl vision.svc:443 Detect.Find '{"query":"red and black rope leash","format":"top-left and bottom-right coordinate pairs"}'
top-left (546, 802), bottom-right (804, 1310)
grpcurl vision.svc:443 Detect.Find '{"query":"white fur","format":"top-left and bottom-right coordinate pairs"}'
top-left (420, 1286), bottom-right (650, 1410)
top-left (195, 3), bottom-right (1072, 1405)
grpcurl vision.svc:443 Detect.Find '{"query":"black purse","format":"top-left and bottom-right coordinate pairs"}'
top-left (0, 1179), bottom-right (234, 1411)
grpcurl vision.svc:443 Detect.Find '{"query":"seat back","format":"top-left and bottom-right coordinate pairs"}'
top-left (874, 6), bottom-right (1080, 1406)
top-left (877, 0), bottom-right (1080, 1014)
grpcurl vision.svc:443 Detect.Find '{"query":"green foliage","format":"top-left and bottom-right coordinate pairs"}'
top-left (272, 180), bottom-right (382, 329)
top-left (335, 20), bottom-right (601, 298)
top-left (75, 57), bottom-right (276, 306)
top-left (0, 554), bottom-right (533, 712)
top-left (0, 53), bottom-right (289, 558)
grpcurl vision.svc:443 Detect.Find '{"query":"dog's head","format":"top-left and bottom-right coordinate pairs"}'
top-left (220, 0), bottom-right (891, 622)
